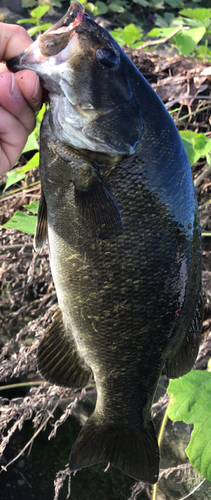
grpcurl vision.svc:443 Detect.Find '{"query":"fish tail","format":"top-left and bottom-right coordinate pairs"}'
top-left (69, 412), bottom-right (159, 484)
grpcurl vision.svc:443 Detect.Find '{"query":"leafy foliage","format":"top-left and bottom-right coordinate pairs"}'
top-left (168, 371), bottom-right (211, 482)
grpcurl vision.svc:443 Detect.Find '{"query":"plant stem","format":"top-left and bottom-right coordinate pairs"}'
top-left (175, 104), bottom-right (211, 122)
top-left (151, 403), bottom-right (170, 500)
top-left (0, 381), bottom-right (47, 391)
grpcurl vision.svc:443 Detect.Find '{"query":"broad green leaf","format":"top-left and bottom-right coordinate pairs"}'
top-left (148, 27), bottom-right (177, 37)
top-left (122, 24), bottom-right (141, 45)
top-left (179, 8), bottom-right (211, 22)
top-left (179, 130), bottom-right (201, 166)
top-left (95, 1), bottom-right (108, 14)
top-left (193, 134), bottom-right (211, 156)
top-left (168, 371), bottom-right (211, 482)
top-left (23, 201), bottom-right (39, 214)
top-left (30, 6), bottom-right (50, 19)
top-left (22, 132), bottom-right (39, 154)
top-left (20, 152), bottom-right (39, 174)
top-left (4, 170), bottom-right (26, 192)
top-left (17, 18), bottom-right (37, 24)
top-left (110, 28), bottom-right (125, 46)
top-left (174, 27), bottom-right (206, 56)
top-left (27, 23), bottom-right (52, 36)
top-left (1, 211), bottom-right (37, 235)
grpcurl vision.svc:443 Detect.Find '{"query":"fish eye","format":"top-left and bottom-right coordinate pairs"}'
top-left (96, 48), bottom-right (119, 69)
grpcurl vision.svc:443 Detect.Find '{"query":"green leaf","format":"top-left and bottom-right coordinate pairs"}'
top-left (109, 1), bottom-right (126, 13)
top-left (22, 132), bottom-right (39, 154)
top-left (1, 211), bottom-right (37, 235)
top-left (30, 6), bottom-right (50, 19)
top-left (21, 0), bottom-right (36, 7)
top-left (4, 170), bottom-right (26, 192)
top-left (174, 27), bottom-right (206, 56)
top-left (207, 151), bottom-right (211, 167)
top-left (27, 23), bottom-right (52, 36)
top-left (148, 27), bottom-right (177, 37)
top-left (122, 24), bottom-right (142, 45)
top-left (17, 18), bottom-right (37, 24)
top-left (165, 0), bottom-right (182, 8)
top-left (155, 14), bottom-right (168, 28)
top-left (86, 2), bottom-right (99, 14)
top-left (20, 152), bottom-right (39, 174)
top-left (179, 130), bottom-right (201, 166)
top-left (179, 8), bottom-right (211, 22)
top-left (193, 134), bottom-right (211, 156)
top-left (95, 1), bottom-right (108, 14)
top-left (133, 0), bottom-right (150, 6)
top-left (168, 371), bottom-right (211, 482)
top-left (110, 28), bottom-right (125, 46)
top-left (23, 201), bottom-right (39, 214)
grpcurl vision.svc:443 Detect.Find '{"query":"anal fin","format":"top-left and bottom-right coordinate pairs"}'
top-left (37, 308), bottom-right (92, 389)
top-left (34, 190), bottom-right (48, 252)
top-left (69, 412), bottom-right (159, 484)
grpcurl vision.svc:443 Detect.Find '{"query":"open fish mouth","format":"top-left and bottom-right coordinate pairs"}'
top-left (7, 1), bottom-right (143, 155)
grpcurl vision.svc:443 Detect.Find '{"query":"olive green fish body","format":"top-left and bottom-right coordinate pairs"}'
top-left (7, 1), bottom-right (203, 484)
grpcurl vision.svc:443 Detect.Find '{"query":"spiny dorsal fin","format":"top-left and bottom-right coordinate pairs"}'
top-left (34, 191), bottom-right (48, 252)
top-left (37, 308), bottom-right (92, 389)
top-left (69, 412), bottom-right (159, 484)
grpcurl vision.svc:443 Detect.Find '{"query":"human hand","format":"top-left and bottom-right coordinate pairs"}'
top-left (0, 23), bottom-right (42, 176)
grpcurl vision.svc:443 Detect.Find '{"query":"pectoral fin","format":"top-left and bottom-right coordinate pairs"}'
top-left (37, 308), bottom-right (92, 389)
top-left (74, 167), bottom-right (124, 239)
top-left (34, 191), bottom-right (48, 251)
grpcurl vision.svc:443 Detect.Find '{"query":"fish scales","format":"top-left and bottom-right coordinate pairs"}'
top-left (7, 0), bottom-right (203, 484)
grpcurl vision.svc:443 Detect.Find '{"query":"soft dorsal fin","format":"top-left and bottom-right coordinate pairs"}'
top-left (34, 191), bottom-right (48, 251)
top-left (37, 308), bottom-right (92, 389)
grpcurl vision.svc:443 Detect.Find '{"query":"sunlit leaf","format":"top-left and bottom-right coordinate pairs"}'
top-left (1, 211), bottom-right (37, 235)
top-left (168, 371), bottom-right (211, 482)
top-left (174, 27), bottom-right (206, 56)
top-left (4, 170), bottom-right (26, 192)
top-left (17, 18), bottom-right (37, 24)
top-left (23, 201), bottom-right (39, 214)
top-left (179, 8), bottom-right (211, 22)
top-left (20, 153), bottom-right (39, 174)
top-left (30, 5), bottom-right (50, 19)
top-left (27, 23), bottom-right (52, 36)
top-left (179, 130), bottom-right (201, 166)
top-left (193, 134), bottom-right (211, 156)
top-left (22, 132), bottom-right (39, 154)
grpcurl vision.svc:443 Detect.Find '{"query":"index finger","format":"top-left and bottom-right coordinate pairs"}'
top-left (0, 23), bottom-right (32, 62)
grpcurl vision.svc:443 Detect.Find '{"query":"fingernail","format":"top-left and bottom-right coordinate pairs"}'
top-left (31, 75), bottom-right (40, 101)
top-left (10, 73), bottom-right (21, 98)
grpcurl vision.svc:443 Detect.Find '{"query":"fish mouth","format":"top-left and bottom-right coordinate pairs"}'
top-left (7, 1), bottom-right (141, 156)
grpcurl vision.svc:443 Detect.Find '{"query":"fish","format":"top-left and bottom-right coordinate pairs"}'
top-left (7, 0), bottom-right (203, 484)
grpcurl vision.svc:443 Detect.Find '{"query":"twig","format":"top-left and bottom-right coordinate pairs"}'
top-left (175, 104), bottom-right (211, 123)
top-left (0, 182), bottom-right (40, 201)
top-left (140, 26), bottom-right (190, 50)
top-left (194, 163), bottom-right (211, 188)
top-left (179, 478), bottom-right (206, 500)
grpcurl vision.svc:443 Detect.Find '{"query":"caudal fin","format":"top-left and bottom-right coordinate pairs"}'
top-left (69, 413), bottom-right (159, 484)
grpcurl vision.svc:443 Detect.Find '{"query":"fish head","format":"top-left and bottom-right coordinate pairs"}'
top-left (7, 1), bottom-right (143, 156)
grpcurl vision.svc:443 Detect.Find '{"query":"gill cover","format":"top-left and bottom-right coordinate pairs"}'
top-left (7, 1), bottom-right (143, 156)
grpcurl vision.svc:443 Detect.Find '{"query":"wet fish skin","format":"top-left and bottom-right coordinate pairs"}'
top-left (7, 1), bottom-right (203, 485)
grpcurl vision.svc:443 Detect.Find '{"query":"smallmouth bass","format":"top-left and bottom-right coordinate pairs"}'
top-left (7, 1), bottom-right (203, 484)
